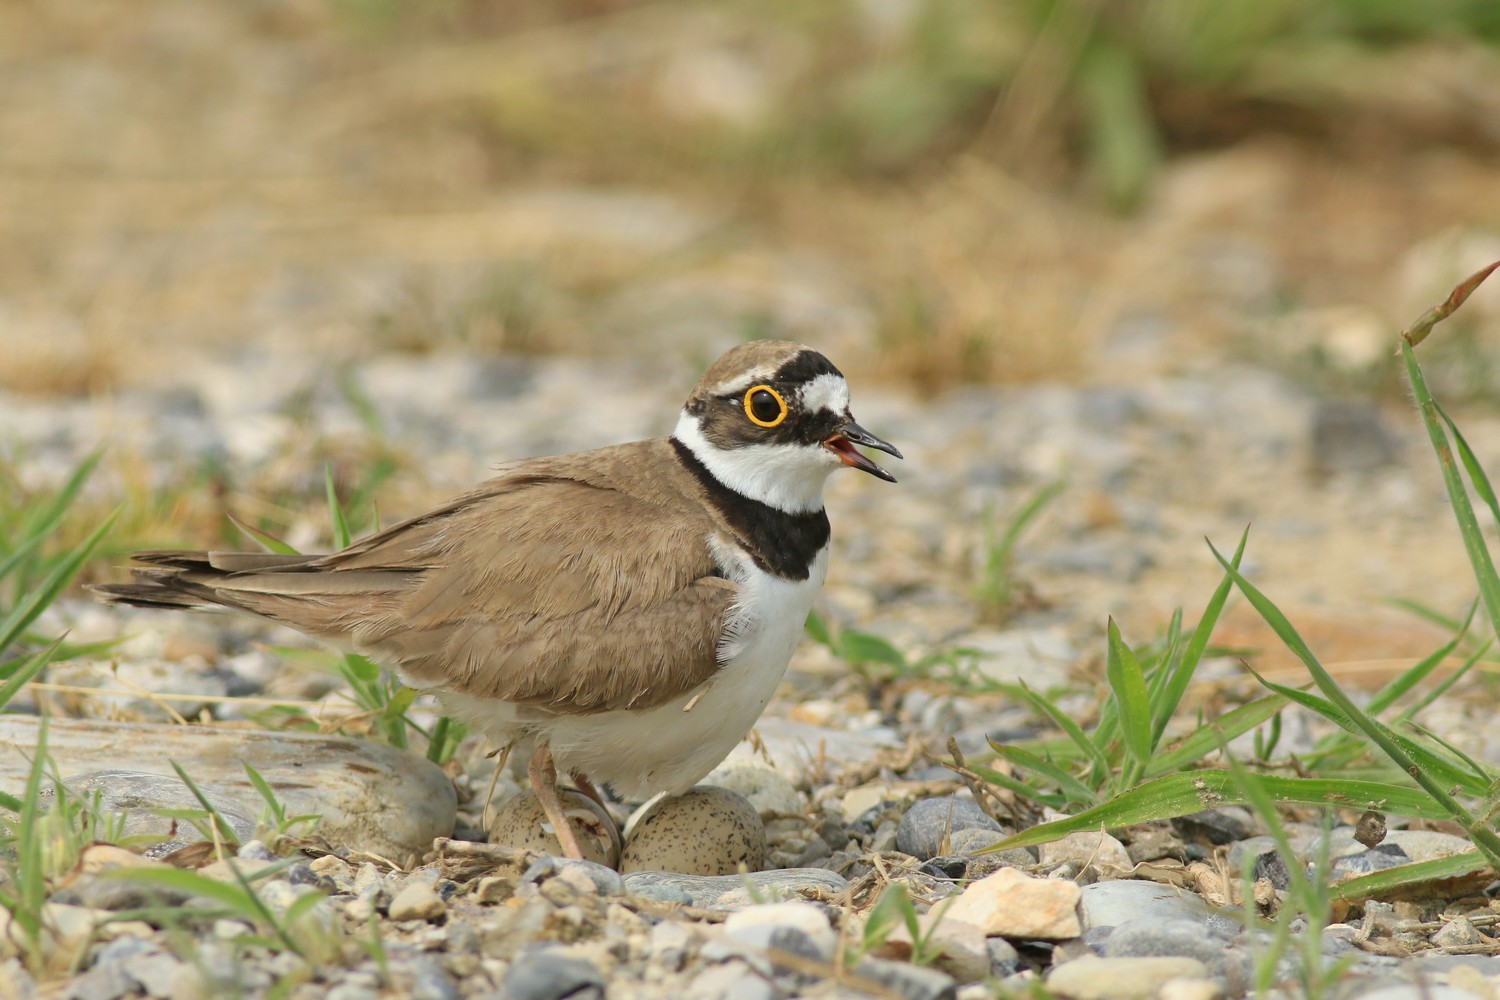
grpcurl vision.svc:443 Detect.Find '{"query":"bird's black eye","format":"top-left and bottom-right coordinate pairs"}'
top-left (742, 385), bottom-right (788, 427)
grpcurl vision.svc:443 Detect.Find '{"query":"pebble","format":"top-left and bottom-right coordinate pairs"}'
top-left (621, 787), bottom-right (767, 875)
top-left (1038, 830), bottom-right (1132, 872)
top-left (499, 950), bottom-right (605, 1000)
top-left (704, 766), bottom-right (802, 818)
top-left (43, 771), bottom-right (257, 857)
top-left (685, 959), bottom-right (777, 1000)
top-left (621, 869), bottom-right (848, 910)
top-left (1430, 915), bottom-right (1484, 949)
top-left (943, 868), bottom-right (1081, 940)
top-left (896, 797), bottom-right (1005, 860)
top-left (520, 856), bottom-right (626, 898)
top-left (1077, 880), bottom-right (1211, 931)
top-left (388, 881), bottom-right (446, 922)
top-left (720, 901), bottom-right (837, 962)
top-left (1045, 955), bottom-right (1212, 1000)
top-left (1102, 919), bottom-right (1227, 973)
top-left (850, 956), bottom-right (959, 1000)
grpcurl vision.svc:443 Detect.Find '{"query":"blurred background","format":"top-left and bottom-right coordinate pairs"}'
top-left (4, 0), bottom-right (1500, 659)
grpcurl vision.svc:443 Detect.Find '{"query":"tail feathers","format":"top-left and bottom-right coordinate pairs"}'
top-left (91, 549), bottom-right (423, 637)
top-left (89, 582), bottom-right (225, 612)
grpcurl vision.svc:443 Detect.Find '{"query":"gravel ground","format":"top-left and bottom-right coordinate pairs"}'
top-left (6, 332), bottom-right (1500, 999)
top-left (6, 6), bottom-right (1500, 997)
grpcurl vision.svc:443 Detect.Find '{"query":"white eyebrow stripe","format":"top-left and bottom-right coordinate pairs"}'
top-left (799, 372), bottom-right (849, 415)
top-left (710, 367), bottom-right (779, 398)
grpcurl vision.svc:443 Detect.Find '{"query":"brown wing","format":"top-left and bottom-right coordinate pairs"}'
top-left (96, 447), bottom-right (737, 714)
top-left (340, 475), bottom-right (737, 713)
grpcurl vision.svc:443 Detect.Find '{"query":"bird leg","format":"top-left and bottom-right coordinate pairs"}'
top-left (527, 741), bottom-right (585, 860)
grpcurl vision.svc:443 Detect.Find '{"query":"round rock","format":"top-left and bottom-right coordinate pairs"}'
top-left (500, 951), bottom-right (604, 1000)
top-left (44, 771), bottom-right (257, 858)
top-left (489, 790), bottom-right (621, 868)
top-left (896, 796), bottom-right (1003, 860)
top-left (704, 766), bottom-right (801, 818)
top-left (621, 786), bottom-right (766, 875)
top-left (1079, 880), bottom-right (1212, 931)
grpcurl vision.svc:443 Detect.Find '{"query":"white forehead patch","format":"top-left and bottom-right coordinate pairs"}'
top-left (799, 372), bottom-right (849, 415)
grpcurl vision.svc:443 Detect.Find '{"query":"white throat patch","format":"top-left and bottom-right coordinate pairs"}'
top-left (673, 410), bottom-right (838, 514)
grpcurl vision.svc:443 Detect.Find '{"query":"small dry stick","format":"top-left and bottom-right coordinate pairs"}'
top-left (1402, 259), bottom-right (1500, 349)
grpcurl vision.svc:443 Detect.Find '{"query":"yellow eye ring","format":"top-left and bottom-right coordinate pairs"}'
top-left (742, 385), bottom-right (788, 427)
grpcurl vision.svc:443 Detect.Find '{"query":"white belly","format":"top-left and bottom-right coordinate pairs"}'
top-left (442, 546), bottom-right (830, 799)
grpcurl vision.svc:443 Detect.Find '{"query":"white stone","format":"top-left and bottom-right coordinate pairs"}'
top-left (1038, 830), bottom-right (1132, 871)
top-left (1045, 956), bottom-right (1211, 1000)
top-left (943, 868), bottom-right (1081, 940)
top-left (389, 881), bottom-right (446, 923)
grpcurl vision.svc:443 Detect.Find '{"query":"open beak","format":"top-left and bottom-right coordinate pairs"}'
top-left (823, 420), bottom-right (902, 483)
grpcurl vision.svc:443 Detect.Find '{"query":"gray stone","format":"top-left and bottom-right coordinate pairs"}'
top-left (61, 960), bottom-right (134, 1000)
top-left (237, 840), bottom-right (277, 861)
top-left (43, 770), bottom-right (257, 857)
top-left (629, 882), bottom-right (695, 906)
top-left (1330, 845), bottom-right (1410, 877)
top-left (0, 716), bottom-right (457, 859)
top-left (850, 956), bottom-right (957, 1000)
top-left (1102, 918), bottom-right (1226, 973)
top-left (704, 765), bottom-right (801, 818)
top-left (986, 937), bottom-right (1021, 977)
top-left (896, 797), bottom-right (1003, 860)
top-left (122, 948), bottom-right (185, 998)
top-left (407, 956), bottom-right (460, 1000)
top-left (716, 900), bottom-right (837, 982)
top-left (1078, 879), bottom-right (1211, 931)
top-left (389, 881), bottom-right (446, 922)
top-left (622, 869), bottom-right (847, 911)
top-left (498, 951), bottom-right (604, 1000)
top-left (685, 959), bottom-right (777, 1000)
top-left (520, 856), bottom-right (624, 898)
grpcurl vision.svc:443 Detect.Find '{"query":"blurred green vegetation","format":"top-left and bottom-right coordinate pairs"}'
top-left (332, 0), bottom-right (1500, 209)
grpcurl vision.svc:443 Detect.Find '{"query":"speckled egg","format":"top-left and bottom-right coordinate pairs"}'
top-left (620, 786), bottom-right (767, 875)
top-left (488, 789), bottom-right (621, 869)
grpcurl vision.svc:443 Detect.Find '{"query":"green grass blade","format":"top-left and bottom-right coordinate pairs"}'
top-left (1209, 537), bottom-right (1500, 866)
top-left (989, 743), bottom-right (1098, 807)
top-left (10, 448), bottom-right (104, 552)
top-left (1383, 597), bottom-right (1462, 633)
top-left (1330, 852), bottom-right (1489, 901)
top-left (1153, 529), bottom-right (1247, 741)
top-left (987, 770), bottom-right (1454, 851)
top-left (1437, 401), bottom-right (1500, 528)
top-left (1366, 605), bottom-right (1473, 716)
top-left (0, 636), bottom-right (64, 713)
top-left (966, 762), bottom-right (1069, 811)
top-left (0, 507), bottom-right (120, 652)
top-left (168, 761), bottom-right (242, 846)
top-left (1399, 637), bottom-right (1490, 721)
top-left (995, 682), bottom-right (1110, 777)
top-left (101, 864), bottom-right (284, 914)
top-left (1105, 618), bottom-right (1152, 767)
top-left (1143, 693), bottom-right (1288, 777)
top-left (1143, 609), bottom-right (1183, 709)
top-left (804, 610), bottom-right (832, 647)
top-left (227, 512), bottom-right (300, 555)
top-left (324, 465), bottom-right (352, 551)
top-left (1247, 671), bottom-right (1486, 794)
top-left (1402, 339), bottom-right (1500, 643)
top-left (0, 532), bottom-right (50, 593)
